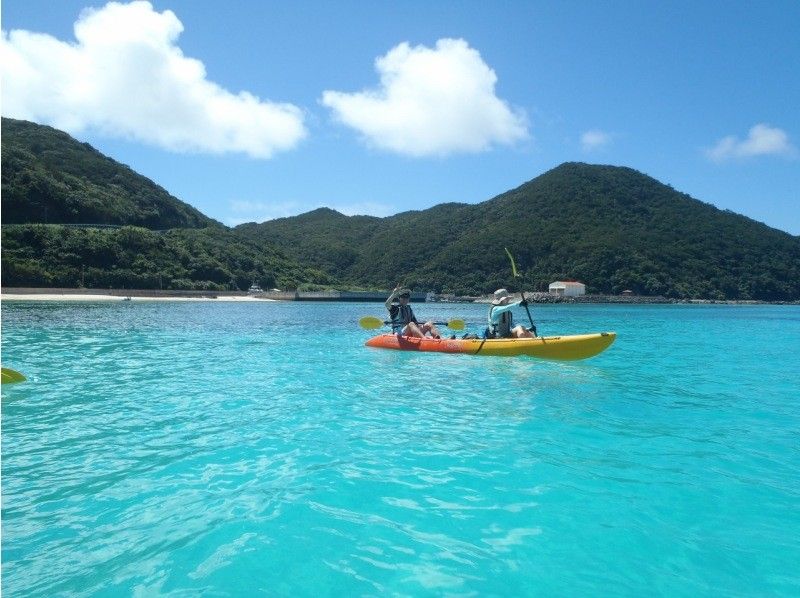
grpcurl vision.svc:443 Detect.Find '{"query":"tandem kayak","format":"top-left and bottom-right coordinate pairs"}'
top-left (365, 332), bottom-right (616, 360)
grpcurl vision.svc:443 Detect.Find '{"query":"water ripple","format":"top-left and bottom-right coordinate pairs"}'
top-left (2, 301), bottom-right (800, 596)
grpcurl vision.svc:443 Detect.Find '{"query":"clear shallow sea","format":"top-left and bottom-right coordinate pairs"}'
top-left (2, 300), bottom-right (799, 597)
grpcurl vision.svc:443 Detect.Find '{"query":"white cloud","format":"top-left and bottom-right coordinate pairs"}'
top-left (321, 38), bottom-right (528, 157)
top-left (706, 123), bottom-right (796, 162)
top-left (580, 129), bottom-right (611, 151)
top-left (0, 1), bottom-right (306, 158)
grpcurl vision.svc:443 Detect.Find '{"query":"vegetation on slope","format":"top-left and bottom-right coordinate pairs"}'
top-left (2, 118), bottom-right (217, 229)
top-left (242, 164), bottom-right (800, 300)
top-left (3, 118), bottom-right (799, 300)
top-left (236, 208), bottom-right (384, 281)
top-left (1, 224), bottom-right (332, 291)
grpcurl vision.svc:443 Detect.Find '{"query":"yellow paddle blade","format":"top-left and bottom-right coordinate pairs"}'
top-left (504, 247), bottom-right (520, 278)
top-left (1, 367), bottom-right (26, 384)
top-left (359, 316), bottom-right (384, 330)
top-left (446, 319), bottom-right (465, 331)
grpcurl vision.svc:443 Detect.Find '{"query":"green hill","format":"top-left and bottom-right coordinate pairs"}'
top-left (1, 118), bottom-right (331, 291)
top-left (239, 163), bottom-right (800, 301)
top-left (3, 119), bottom-right (798, 299)
top-left (2, 117), bottom-right (217, 229)
top-left (236, 208), bottom-right (384, 281)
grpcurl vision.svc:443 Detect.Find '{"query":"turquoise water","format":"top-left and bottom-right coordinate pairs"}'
top-left (2, 301), bottom-right (799, 596)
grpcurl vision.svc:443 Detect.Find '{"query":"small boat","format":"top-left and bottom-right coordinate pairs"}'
top-left (365, 332), bottom-right (615, 360)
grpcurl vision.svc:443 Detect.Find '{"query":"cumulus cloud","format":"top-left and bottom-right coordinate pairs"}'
top-left (321, 38), bottom-right (528, 157)
top-left (706, 124), bottom-right (796, 162)
top-left (580, 129), bottom-right (611, 151)
top-left (0, 1), bottom-right (306, 158)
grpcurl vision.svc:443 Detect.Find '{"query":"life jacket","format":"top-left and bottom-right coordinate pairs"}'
top-left (488, 306), bottom-right (513, 338)
top-left (389, 303), bottom-right (416, 332)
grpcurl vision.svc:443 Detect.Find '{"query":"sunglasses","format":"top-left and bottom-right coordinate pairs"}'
top-left (399, 293), bottom-right (411, 299)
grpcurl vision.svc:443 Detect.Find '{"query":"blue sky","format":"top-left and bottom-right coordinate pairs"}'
top-left (3, 1), bottom-right (798, 233)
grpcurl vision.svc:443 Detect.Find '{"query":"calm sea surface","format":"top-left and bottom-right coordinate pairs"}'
top-left (2, 301), bottom-right (799, 596)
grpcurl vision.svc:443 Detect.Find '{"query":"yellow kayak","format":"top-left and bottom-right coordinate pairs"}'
top-left (365, 332), bottom-right (616, 360)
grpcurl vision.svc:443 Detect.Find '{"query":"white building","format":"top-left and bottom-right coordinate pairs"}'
top-left (549, 281), bottom-right (586, 297)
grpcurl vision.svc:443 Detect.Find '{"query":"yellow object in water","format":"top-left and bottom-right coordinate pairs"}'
top-left (1, 367), bottom-right (26, 384)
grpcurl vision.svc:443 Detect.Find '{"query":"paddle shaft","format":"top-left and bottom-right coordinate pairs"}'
top-left (520, 291), bottom-right (537, 336)
top-left (359, 316), bottom-right (464, 330)
top-left (383, 320), bottom-right (453, 326)
top-left (504, 247), bottom-right (537, 336)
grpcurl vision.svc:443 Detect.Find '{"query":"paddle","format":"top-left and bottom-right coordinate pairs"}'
top-left (504, 247), bottom-right (538, 336)
top-left (1, 367), bottom-right (26, 384)
top-left (359, 316), bottom-right (465, 331)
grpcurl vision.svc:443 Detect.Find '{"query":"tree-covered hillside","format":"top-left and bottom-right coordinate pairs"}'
top-left (1, 224), bottom-right (332, 291)
top-left (241, 163), bottom-right (800, 300)
top-left (236, 208), bottom-right (384, 281)
top-left (1, 119), bottom-right (332, 291)
top-left (3, 119), bottom-right (798, 299)
top-left (2, 118), bottom-right (217, 229)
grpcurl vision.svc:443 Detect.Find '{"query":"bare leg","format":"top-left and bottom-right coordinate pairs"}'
top-left (421, 321), bottom-right (441, 338)
top-left (512, 325), bottom-right (534, 338)
top-left (403, 322), bottom-right (426, 338)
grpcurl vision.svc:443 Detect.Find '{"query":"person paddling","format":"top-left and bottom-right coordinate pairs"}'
top-left (486, 288), bottom-right (535, 339)
top-left (385, 285), bottom-right (442, 338)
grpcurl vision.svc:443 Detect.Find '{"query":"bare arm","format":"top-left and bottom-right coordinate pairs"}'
top-left (385, 285), bottom-right (401, 311)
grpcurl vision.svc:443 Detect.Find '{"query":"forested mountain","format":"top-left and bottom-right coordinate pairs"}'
top-left (2, 118), bottom-right (217, 229)
top-left (236, 208), bottom-right (384, 281)
top-left (1, 118), bottom-right (328, 291)
top-left (2, 119), bottom-right (799, 299)
top-left (240, 163), bottom-right (800, 300)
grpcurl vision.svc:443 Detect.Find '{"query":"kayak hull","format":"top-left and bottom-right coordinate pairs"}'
top-left (365, 332), bottom-right (616, 360)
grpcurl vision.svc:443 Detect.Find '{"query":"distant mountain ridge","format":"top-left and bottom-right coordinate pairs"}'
top-left (2, 118), bottom-right (799, 300)
top-left (239, 163), bottom-right (800, 300)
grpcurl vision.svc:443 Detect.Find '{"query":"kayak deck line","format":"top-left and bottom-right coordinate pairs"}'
top-left (365, 332), bottom-right (616, 360)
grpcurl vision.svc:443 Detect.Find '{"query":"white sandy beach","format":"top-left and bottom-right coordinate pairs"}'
top-left (1, 293), bottom-right (278, 302)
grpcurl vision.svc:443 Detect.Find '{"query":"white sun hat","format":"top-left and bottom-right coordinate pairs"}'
top-left (492, 288), bottom-right (512, 305)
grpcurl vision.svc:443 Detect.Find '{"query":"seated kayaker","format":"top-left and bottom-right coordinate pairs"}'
top-left (386, 286), bottom-right (442, 338)
top-left (486, 288), bottom-right (535, 339)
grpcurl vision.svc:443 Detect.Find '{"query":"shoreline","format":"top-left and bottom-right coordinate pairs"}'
top-left (1, 293), bottom-right (277, 303)
top-left (1, 288), bottom-right (277, 302)
top-left (1, 288), bottom-right (797, 305)
top-left (473, 293), bottom-right (800, 306)
top-left (0, 287), bottom-right (406, 303)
